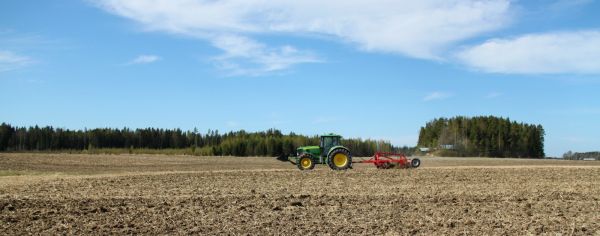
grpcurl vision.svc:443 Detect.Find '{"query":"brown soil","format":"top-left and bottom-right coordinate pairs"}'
top-left (1, 153), bottom-right (599, 235)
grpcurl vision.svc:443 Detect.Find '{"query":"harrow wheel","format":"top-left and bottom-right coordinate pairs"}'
top-left (411, 158), bottom-right (421, 168)
top-left (327, 148), bottom-right (352, 170)
top-left (297, 155), bottom-right (315, 170)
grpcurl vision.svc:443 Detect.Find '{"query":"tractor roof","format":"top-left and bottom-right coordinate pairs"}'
top-left (321, 133), bottom-right (342, 137)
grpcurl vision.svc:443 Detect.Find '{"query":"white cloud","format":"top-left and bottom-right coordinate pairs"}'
top-left (128, 54), bottom-right (161, 64)
top-left (93, 0), bottom-right (512, 74)
top-left (0, 50), bottom-right (34, 72)
top-left (211, 35), bottom-right (320, 76)
top-left (457, 30), bottom-right (600, 74)
top-left (423, 91), bottom-right (452, 101)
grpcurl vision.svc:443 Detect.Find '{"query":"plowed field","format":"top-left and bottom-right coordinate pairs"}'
top-left (1, 153), bottom-right (599, 235)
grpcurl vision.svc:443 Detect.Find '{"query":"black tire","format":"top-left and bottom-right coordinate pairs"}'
top-left (327, 148), bottom-right (352, 170)
top-left (297, 154), bottom-right (315, 170)
top-left (411, 158), bottom-right (421, 168)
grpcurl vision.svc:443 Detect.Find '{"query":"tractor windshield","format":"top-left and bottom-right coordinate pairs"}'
top-left (331, 137), bottom-right (340, 146)
top-left (321, 136), bottom-right (341, 154)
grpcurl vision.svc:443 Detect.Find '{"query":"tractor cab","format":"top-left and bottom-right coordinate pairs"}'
top-left (320, 134), bottom-right (341, 157)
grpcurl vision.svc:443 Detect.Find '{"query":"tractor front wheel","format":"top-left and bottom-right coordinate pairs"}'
top-left (327, 149), bottom-right (352, 170)
top-left (297, 155), bottom-right (315, 170)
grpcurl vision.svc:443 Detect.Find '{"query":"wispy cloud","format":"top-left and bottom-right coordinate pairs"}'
top-left (128, 55), bottom-right (161, 65)
top-left (0, 50), bottom-right (34, 72)
top-left (211, 35), bottom-right (320, 76)
top-left (423, 92), bottom-right (452, 101)
top-left (0, 30), bottom-right (68, 50)
top-left (485, 92), bottom-right (502, 99)
top-left (93, 0), bottom-right (512, 74)
top-left (457, 30), bottom-right (600, 74)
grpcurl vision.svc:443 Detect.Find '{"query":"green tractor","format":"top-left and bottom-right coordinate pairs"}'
top-left (292, 134), bottom-right (352, 171)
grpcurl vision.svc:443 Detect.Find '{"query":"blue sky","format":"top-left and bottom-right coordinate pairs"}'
top-left (1, 0), bottom-right (600, 156)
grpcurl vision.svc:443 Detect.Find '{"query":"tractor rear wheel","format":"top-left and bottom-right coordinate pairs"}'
top-left (297, 155), bottom-right (315, 170)
top-left (327, 148), bottom-right (352, 170)
top-left (411, 158), bottom-right (421, 168)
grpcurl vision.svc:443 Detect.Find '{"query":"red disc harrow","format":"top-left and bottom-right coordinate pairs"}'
top-left (356, 152), bottom-right (421, 169)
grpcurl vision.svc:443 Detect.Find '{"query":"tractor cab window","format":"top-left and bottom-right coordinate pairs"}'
top-left (330, 137), bottom-right (340, 146)
top-left (323, 137), bottom-right (333, 148)
top-left (321, 136), bottom-right (340, 152)
top-left (320, 137), bottom-right (327, 149)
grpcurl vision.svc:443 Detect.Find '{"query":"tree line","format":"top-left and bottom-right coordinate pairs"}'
top-left (417, 116), bottom-right (545, 158)
top-left (562, 151), bottom-right (600, 160)
top-left (0, 123), bottom-right (414, 157)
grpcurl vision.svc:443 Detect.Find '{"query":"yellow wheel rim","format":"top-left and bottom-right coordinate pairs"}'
top-left (300, 158), bottom-right (312, 169)
top-left (333, 153), bottom-right (348, 167)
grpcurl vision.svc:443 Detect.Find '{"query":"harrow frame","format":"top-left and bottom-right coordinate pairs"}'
top-left (356, 152), bottom-right (421, 169)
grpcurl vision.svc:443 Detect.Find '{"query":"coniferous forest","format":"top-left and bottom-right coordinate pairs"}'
top-left (0, 116), bottom-right (546, 158)
top-left (0, 123), bottom-right (411, 157)
top-left (417, 116), bottom-right (545, 158)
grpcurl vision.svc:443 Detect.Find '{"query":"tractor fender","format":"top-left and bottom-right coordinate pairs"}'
top-left (327, 146), bottom-right (351, 158)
